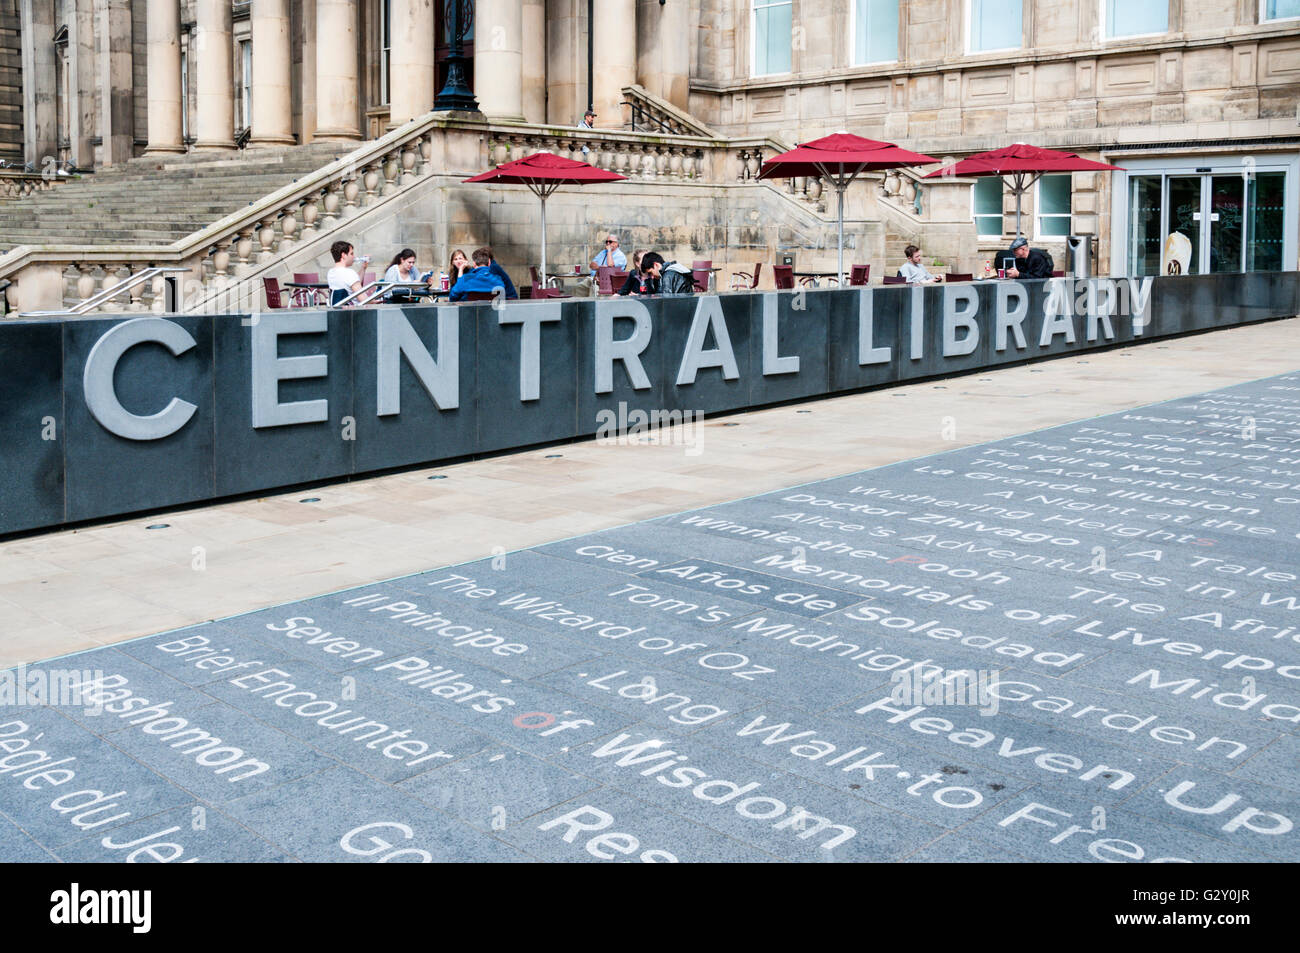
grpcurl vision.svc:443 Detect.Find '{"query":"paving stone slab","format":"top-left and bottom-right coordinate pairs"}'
top-left (52, 803), bottom-right (290, 863)
top-left (6, 370), bottom-right (1300, 861)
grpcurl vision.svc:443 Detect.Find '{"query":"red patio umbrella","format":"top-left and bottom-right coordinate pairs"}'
top-left (465, 151), bottom-right (626, 287)
top-left (924, 143), bottom-right (1124, 238)
top-left (759, 133), bottom-right (940, 284)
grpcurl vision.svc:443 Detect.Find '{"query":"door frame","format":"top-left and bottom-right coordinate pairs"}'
top-left (1109, 152), bottom-right (1299, 276)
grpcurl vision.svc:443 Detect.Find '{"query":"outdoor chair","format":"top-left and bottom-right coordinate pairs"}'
top-left (730, 262), bottom-right (762, 291)
top-left (608, 269), bottom-right (628, 293)
top-left (292, 271), bottom-right (325, 306)
top-left (945, 272), bottom-right (974, 282)
top-left (1052, 270), bottom-right (1066, 277)
top-left (596, 265), bottom-right (619, 295)
top-left (529, 265), bottom-right (561, 297)
top-left (691, 260), bottom-right (712, 292)
top-left (849, 265), bottom-right (870, 286)
top-left (773, 265), bottom-right (795, 290)
top-left (882, 275), bottom-right (907, 285)
top-left (461, 291), bottom-right (498, 302)
top-left (262, 277), bottom-right (287, 309)
top-left (527, 265), bottom-right (570, 299)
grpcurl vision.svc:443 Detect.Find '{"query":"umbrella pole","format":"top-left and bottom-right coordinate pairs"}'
top-left (539, 193), bottom-right (548, 286)
top-left (837, 180), bottom-right (845, 285)
top-left (1014, 174), bottom-right (1023, 239)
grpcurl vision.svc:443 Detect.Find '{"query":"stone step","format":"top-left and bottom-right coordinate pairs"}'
top-left (0, 141), bottom-right (372, 253)
top-left (2, 206), bottom-right (257, 220)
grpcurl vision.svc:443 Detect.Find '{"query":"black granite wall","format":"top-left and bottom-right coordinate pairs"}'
top-left (2, 273), bottom-right (1297, 536)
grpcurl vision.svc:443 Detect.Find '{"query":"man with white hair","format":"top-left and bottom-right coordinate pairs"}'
top-left (576, 233), bottom-right (628, 296)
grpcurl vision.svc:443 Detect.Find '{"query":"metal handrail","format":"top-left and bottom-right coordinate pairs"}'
top-left (20, 266), bottom-right (191, 317)
top-left (621, 101), bottom-right (675, 135)
top-left (333, 279), bottom-right (434, 308)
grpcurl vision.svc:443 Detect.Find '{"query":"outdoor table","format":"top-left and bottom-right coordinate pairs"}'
top-left (546, 271), bottom-right (586, 288)
top-left (694, 266), bottom-right (721, 291)
top-left (285, 280), bottom-right (329, 306)
top-left (794, 271), bottom-right (843, 287)
top-left (381, 282), bottom-right (447, 302)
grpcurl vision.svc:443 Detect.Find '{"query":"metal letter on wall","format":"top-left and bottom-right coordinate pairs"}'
top-left (594, 299), bottom-right (653, 393)
top-left (761, 293), bottom-right (799, 376)
top-left (377, 309), bottom-right (460, 415)
top-left (1085, 278), bottom-right (1117, 343)
top-left (678, 296), bottom-right (741, 385)
top-left (498, 300), bottom-right (562, 402)
top-left (251, 311), bottom-right (330, 428)
top-left (942, 285), bottom-right (980, 358)
top-left (995, 282), bottom-right (1029, 352)
top-left (83, 317), bottom-right (198, 440)
top-left (909, 285), bottom-right (925, 361)
top-left (1040, 278), bottom-right (1077, 347)
top-left (857, 288), bottom-right (890, 366)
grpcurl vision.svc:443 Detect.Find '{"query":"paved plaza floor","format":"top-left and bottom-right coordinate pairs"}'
top-left (2, 320), bottom-right (1297, 862)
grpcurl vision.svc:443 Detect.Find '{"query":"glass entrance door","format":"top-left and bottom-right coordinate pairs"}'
top-left (1129, 170), bottom-right (1290, 276)
top-left (1246, 172), bottom-right (1287, 272)
top-left (1208, 175), bottom-right (1245, 274)
top-left (1165, 176), bottom-right (1202, 275)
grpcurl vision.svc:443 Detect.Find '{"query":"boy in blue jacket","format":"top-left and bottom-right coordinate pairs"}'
top-left (449, 247), bottom-right (519, 301)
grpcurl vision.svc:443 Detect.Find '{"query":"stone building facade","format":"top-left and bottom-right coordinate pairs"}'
top-left (4, 0), bottom-right (1299, 277)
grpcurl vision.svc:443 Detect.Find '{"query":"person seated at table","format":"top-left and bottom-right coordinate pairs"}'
top-left (617, 249), bottom-right (649, 295)
top-left (571, 233), bottom-right (626, 297)
top-left (448, 249), bottom-right (471, 284)
top-left (899, 245), bottom-right (942, 284)
top-left (589, 234), bottom-right (627, 277)
top-left (449, 248), bottom-right (510, 302)
top-left (326, 240), bottom-right (368, 305)
top-left (639, 252), bottom-right (695, 296)
top-left (383, 248), bottom-right (435, 302)
top-left (483, 246), bottom-right (518, 299)
top-left (998, 236), bottom-right (1054, 280)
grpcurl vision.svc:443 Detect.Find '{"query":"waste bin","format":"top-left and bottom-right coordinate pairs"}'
top-left (1066, 235), bottom-right (1092, 278)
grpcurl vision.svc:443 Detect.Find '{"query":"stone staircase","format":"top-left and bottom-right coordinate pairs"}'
top-left (0, 143), bottom-right (349, 251)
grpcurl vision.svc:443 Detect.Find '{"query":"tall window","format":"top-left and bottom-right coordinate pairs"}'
top-left (236, 39), bottom-right (252, 129)
top-left (853, 0), bottom-right (899, 65)
top-left (380, 0), bottom-right (392, 104)
top-left (1263, 0), bottom-right (1300, 20)
top-left (753, 0), bottom-right (793, 76)
top-left (1103, 1), bottom-right (1168, 38)
top-left (1036, 174), bottom-right (1072, 238)
top-left (967, 0), bottom-right (1022, 53)
top-left (973, 178), bottom-right (1003, 237)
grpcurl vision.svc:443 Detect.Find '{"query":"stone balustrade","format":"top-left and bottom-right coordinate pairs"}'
top-left (0, 170), bottom-right (61, 200)
top-left (620, 84), bottom-right (717, 138)
top-left (879, 168), bottom-right (928, 219)
top-left (1, 113), bottom-right (840, 315)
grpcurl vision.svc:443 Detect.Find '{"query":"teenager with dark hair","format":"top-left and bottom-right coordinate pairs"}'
top-left (383, 248), bottom-right (435, 301)
top-left (327, 240), bottom-right (368, 305)
top-left (639, 251), bottom-right (695, 295)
